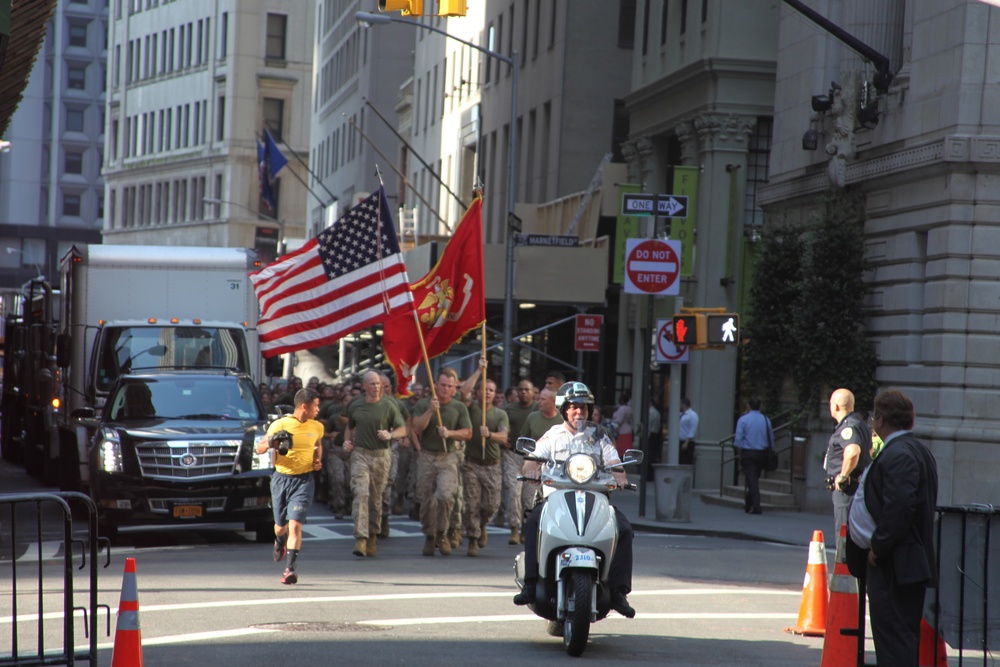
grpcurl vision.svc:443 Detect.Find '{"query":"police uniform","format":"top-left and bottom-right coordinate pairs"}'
top-left (825, 411), bottom-right (871, 534)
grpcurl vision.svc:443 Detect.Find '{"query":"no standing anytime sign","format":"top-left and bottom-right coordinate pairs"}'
top-left (623, 238), bottom-right (681, 296)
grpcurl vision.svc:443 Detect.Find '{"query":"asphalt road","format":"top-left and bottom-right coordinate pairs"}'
top-left (3, 502), bottom-right (845, 666)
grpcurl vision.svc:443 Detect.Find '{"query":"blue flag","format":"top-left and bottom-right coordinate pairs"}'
top-left (258, 128), bottom-right (288, 211)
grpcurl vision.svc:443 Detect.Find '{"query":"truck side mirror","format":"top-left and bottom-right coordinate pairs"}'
top-left (56, 333), bottom-right (70, 368)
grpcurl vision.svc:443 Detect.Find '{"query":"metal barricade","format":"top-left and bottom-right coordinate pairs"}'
top-left (1, 493), bottom-right (110, 666)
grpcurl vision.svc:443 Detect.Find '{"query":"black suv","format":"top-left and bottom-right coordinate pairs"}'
top-left (88, 369), bottom-right (275, 541)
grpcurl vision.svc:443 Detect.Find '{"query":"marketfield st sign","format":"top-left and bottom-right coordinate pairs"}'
top-left (623, 238), bottom-right (681, 296)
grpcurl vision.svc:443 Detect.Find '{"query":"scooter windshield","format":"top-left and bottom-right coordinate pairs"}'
top-left (566, 421), bottom-right (613, 467)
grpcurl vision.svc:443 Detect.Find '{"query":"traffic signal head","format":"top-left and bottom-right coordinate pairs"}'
top-left (379, 0), bottom-right (424, 15)
top-left (705, 314), bottom-right (740, 345)
top-left (672, 315), bottom-right (702, 346)
top-left (437, 0), bottom-right (467, 16)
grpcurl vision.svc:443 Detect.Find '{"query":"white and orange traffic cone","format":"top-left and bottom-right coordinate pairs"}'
top-left (111, 557), bottom-right (144, 667)
top-left (919, 618), bottom-right (948, 666)
top-left (784, 529), bottom-right (829, 637)
top-left (821, 524), bottom-right (861, 666)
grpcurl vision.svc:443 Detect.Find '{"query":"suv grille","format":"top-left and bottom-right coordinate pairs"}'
top-left (136, 440), bottom-right (241, 479)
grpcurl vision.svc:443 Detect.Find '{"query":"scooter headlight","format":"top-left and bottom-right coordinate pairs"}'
top-left (564, 453), bottom-right (597, 484)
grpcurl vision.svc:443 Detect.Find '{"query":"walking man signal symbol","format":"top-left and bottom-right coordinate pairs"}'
top-left (721, 317), bottom-right (737, 342)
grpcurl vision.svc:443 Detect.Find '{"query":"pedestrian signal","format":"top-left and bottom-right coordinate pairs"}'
top-left (706, 314), bottom-right (740, 345)
top-left (437, 0), bottom-right (467, 15)
top-left (379, 0), bottom-right (423, 15)
top-left (672, 315), bottom-right (702, 346)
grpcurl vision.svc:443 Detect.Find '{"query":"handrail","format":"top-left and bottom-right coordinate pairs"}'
top-left (717, 409), bottom-right (798, 498)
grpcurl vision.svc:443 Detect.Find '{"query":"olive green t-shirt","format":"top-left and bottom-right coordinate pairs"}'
top-left (411, 398), bottom-right (472, 453)
top-left (466, 403), bottom-right (509, 461)
top-left (521, 410), bottom-right (564, 440)
top-left (504, 403), bottom-right (537, 446)
top-left (347, 397), bottom-right (405, 450)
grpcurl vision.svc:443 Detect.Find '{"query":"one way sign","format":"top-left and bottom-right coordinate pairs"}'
top-left (621, 193), bottom-right (689, 218)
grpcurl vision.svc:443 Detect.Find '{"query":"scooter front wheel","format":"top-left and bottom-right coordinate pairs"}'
top-left (564, 571), bottom-right (594, 656)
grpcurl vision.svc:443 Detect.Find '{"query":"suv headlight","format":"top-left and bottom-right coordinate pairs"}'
top-left (564, 453), bottom-right (597, 484)
top-left (97, 428), bottom-right (123, 473)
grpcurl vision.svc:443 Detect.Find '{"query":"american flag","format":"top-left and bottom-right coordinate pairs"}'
top-left (250, 188), bottom-right (414, 357)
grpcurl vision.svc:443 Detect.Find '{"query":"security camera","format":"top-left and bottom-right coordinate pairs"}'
top-left (802, 129), bottom-right (820, 151)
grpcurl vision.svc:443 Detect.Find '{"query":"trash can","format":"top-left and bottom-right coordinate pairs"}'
top-left (653, 463), bottom-right (693, 522)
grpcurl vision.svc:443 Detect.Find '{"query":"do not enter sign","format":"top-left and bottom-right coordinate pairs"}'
top-left (624, 238), bottom-right (681, 296)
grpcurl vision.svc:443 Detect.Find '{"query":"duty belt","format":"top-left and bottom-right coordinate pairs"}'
top-left (468, 456), bottom-right (500, 466)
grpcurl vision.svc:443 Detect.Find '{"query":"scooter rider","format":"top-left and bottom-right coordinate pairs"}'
top-left (512, 382), bottom-right (636, 618)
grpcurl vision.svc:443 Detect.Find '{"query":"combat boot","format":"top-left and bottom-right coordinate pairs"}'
top-left (365, 534), bottom-right (378, 557)
top-left (478, 522), bottom-right (489, 548)
top-left (467, 539), bottom-right (480, 557)
top-left (379, 515), bottom-right (390, 539)
top-left (437, 531), bottom-right (452, 555)
top-left (352, 537), bottom-right (367, 557)
top-left (448, 527), bottom-right (462, 549)
top-left (422, 535), bottom-right (436, 556)
top-left (508, 525), bottom-right (520, 545)
top-left (392, 499), bottom-right (404, 515)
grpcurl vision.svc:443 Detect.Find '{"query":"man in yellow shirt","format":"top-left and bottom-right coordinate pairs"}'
top-left (256, 388), bottom-right (324, 584)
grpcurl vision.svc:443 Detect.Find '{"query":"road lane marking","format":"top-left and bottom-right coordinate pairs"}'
top-left (85, 627), bottom-right (279, 652)
top-left (358, 612), bottom-right (800, 626)
top-left (2, 587), bottom-right (800, 625)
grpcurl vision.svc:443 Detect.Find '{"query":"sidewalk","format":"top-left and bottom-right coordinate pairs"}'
top-left (616, 480), bottom-right (836, 549)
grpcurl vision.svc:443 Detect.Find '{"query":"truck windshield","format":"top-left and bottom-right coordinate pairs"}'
top-left (108, 376), bottom-right (264, 421)
top-left (95, 326), bottom-right (250, 392)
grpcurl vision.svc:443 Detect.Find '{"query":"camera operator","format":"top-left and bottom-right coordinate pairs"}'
top-left (255, 388), bottom-right (324, 584)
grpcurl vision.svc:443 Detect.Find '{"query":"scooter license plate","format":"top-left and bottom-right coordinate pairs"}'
top-left (172, 504), bottom-right (204, 518)
top-left (573, 553), bottom-right (595, 563)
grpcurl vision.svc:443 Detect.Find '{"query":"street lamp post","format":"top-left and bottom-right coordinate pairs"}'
top-left (203, 196), bottom-right (286, 256)
top-left (355, 11), bottom-right (519, 390)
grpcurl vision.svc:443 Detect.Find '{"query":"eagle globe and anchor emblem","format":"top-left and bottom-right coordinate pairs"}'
top-left (399, 273), bottom-right (476, 383)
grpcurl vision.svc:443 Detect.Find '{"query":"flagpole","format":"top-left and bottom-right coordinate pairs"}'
top-left (412, 309), bottom-right (444, 429)
top-left (480, 324), bottom-right (487, 447)
top-left (269, 126), bottom-right (340, 207)
top-left (257, 130), bottom-right (330, 212)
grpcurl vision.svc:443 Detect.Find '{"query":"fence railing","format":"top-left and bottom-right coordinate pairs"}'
top-left (1, 492), bottom-right (110, 666)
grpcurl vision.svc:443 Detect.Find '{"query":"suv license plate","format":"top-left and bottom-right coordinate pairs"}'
top-left (173, 504), bottom-right (204, 518)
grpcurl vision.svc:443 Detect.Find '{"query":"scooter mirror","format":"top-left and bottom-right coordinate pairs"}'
top-left (516, 437), bottom-right (536, 454)
top-left (621, 448), bottom-right (644, 465)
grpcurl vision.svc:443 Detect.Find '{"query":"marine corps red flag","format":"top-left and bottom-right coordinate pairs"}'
top-left (383, 197), bottom-right (486, 396)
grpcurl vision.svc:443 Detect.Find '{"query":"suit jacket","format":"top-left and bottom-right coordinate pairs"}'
top-left (864, 432), bottom-right (939, 586)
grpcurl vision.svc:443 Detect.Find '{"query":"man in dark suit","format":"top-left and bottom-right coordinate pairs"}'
top-left (864, 389), bottom-right (938, 666)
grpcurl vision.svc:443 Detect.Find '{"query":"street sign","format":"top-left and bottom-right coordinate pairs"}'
top-left (574, 314), bottom-right (603, 352)
top-left (655, 318), bottom-right (689, 363)
top-left (620, 193), bottom-right (689, 218)
top-left (514, 233), bottom-right (579, 247)
top-left (623, 238), bottom-right (681, 295)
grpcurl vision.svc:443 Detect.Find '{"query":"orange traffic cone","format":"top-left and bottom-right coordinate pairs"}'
top-left (919, 618), bottom-right (948, 666)
top-left (784, 529), bottom-right (828, 637)
top-left (111, 557), bottom-right (144, 667)
top-left (821, 524), bottom-right (861, 666)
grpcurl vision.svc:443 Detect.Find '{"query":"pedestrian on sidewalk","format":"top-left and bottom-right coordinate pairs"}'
top-left (733, 397), bottom-right (773, 515)
top-left (825, 388), bottom-right (871, 534)
top-left (678, 398), bottom-right (698, 465)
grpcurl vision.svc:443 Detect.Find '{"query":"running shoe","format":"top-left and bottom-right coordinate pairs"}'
top-left (280, 568), bottom-right (297, 585)
top-left (272, 535), bottom-right (286, 562)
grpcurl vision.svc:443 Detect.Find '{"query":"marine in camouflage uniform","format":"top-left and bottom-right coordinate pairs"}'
top-left (461, 378), bottom-right (509, 556)
top-left (502, 380), bottom-right (538, 544)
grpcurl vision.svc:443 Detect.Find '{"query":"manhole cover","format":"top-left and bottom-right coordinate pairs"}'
top-left (251, 622), bottom-right (388, 633)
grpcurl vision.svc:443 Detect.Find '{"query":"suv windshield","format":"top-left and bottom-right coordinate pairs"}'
top-left (108, 376), bottom-right (264, 421)
top-left (95, 325), bottom-right (250, 392)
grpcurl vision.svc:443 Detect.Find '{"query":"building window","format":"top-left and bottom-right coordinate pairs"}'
top-left (69, 23), bottom-right (88, 48)
top-left (661, 0), bottom-right (668, 45)
top-left (64, 193), bottom-right (82, 216)
top-left (619, 0), bottom-right (637, 48)
top-left (216, 94), bottom-right (226, 140)
top-left (65, 151), bottom-right (84, 174)
top-left (219, 12), bottom-right (228, 60)
top-left (266, 13), bottom-right (287, 60)
top-left (744, 117), bottom-right (773, 231)
top-left (680, 0), bottom-right (687, 35)
top-left (68, 65), bottom-right (87, 90)
top-left (67, 108), bottom-right (86, 132)
top-left (263, 97), bottom-right (284, 141)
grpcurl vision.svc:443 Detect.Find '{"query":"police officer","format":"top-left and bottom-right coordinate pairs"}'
top-left (826, 387), bottom-right (871, 534)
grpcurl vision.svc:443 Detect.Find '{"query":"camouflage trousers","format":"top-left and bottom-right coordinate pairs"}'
top-left (450, 449), bottom-right (464, 532)
top-left (416, 450), bottom-right (459, 536)
top-left (350, 447), bottom-right (391, 539)
top-left (501, 450), bottom-right (524, 528)
top-left (461, 458), bottom-right (502, 539)
top-left (326, 447), bottom-right (352, 516)
top-left (394, 443), bottom-right (417, 509)
top-left (380, 442), bottom-right (400, 526)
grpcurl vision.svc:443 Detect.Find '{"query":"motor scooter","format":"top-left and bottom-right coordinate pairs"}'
top-left (513, 422), bottom-right (642, 656)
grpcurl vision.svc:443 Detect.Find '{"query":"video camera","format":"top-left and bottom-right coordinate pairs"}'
top-left (271, 429), bottom-right (293, 456)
